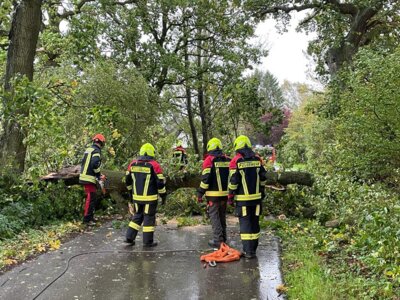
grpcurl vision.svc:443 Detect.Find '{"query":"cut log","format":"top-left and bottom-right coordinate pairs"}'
top-left (41, 165), bottom-right (313, 194)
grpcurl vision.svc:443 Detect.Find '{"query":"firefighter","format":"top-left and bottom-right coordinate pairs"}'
top-left (172, 140), bottom-right (188, 167)
top-left (197, 138), bottom-right (231, 248)
top-left (79, 133), bottom-right (106, 226)
top-left (228, 135), bottom-right (267, 259)
top-left (125, 143), bottom-right (166, 247)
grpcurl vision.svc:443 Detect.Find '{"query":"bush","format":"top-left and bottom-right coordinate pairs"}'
top-left (0, 171), bottom-right (85, 239)
top-left (159, 188), bottom-right (204, 217)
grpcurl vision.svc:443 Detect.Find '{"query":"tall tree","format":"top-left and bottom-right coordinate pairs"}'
top-left (0, 0), bottom-right (42, 172)
top-left (246, 0), bottom-right (400, 76)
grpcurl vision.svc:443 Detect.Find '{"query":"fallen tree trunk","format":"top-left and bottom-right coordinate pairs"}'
top-left (41, 165), bottom-right (313, 194)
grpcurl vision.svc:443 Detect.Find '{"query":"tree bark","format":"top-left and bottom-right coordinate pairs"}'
top-left (184, 21), bottom-right (200, 157)
top-left (41, 166), bottom-right (314, 193)
top-left (0, 0), bottom-right (42, 173)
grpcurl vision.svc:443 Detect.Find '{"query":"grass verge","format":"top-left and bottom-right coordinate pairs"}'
top-left (267, 219), bottom-right (399, 299)
top-left (0, 221), bottom-right (84, 273)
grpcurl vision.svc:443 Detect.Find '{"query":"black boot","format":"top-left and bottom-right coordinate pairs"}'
top-left (208, 240), bottom-right (221, 248)
top-left (143, 242), bottom-right (158, 248)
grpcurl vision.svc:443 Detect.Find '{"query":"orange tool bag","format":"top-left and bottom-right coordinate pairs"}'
top-left (200, 242), bottom-right (242, 264)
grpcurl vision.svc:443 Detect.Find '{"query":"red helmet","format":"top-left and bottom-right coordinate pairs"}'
top-left (92, 133), bottom-right (106, 144)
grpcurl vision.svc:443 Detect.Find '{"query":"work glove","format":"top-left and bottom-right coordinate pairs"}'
top-left (161, 194), bottom-right (167, 205)
top-left (227, 194), bottom-right (235, 206)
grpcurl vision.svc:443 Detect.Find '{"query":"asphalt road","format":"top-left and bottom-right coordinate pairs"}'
top-left (0, 220), bottom-right (285, 300)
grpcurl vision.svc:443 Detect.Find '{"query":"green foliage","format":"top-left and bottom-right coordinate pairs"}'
top-left (0, 170), bottom-right (83, 239)
top-left (160, 188), bottom-right (204, 217)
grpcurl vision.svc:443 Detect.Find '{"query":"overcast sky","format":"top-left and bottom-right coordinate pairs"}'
top-left (254, 14), bottom-right (316, 85)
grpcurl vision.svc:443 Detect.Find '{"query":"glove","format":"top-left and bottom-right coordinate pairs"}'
top-left (227, 194), bottom-right (235, 206)
top-left (197, 195), bottom-right (203, 203)
top-left (161, 194), bottom-right (167, 205)
top-left (100, 174), bottom-right (107, 181)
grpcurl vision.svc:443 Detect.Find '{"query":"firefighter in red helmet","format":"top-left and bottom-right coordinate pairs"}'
top-left (79, 134), bottom-right (106, 225)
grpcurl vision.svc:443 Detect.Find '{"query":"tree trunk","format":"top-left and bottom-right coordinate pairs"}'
top-left (41, 166), bottom-right (314, 193)
top-left (184, 23), bottom-right (200, 157)
top-left (196, 33), bottom-right (209, 155)
top-left (0, 0), bottom-right (42, 173)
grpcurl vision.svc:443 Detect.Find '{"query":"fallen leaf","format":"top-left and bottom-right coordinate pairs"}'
top-left (276, 284), bottom-right (288, 294)
top-left (49, 239), bottom-right (61, 250)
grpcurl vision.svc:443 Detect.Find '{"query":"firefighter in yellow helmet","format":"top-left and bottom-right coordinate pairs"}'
top-left (228, 135), bottom-right (267, 258)
top-left (125, 143), bottom-right (166, 247)
top-left (197, 138), bottom-right (231, 248)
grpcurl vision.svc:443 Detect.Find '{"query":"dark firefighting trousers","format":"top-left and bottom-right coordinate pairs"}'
top-left (207, 196), bottom-right (227, 243)
top-left (236, 203), bottom-right (262, 255)
top-left (83, 184), bottom-right (98, 223)
top-left (126, 202), bottom-right (157, 245)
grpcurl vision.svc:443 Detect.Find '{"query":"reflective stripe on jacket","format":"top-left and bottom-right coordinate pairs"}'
top-left (198, 150), bottom-right (230, 197)
top-left (79, 144), bottom-right (102, 184)
top-left (126, 156), bottom-right (166, 203)
top-left (228, 149), bottom-right (267, 206)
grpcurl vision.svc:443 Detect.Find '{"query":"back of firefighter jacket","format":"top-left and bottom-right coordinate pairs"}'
top-left (228, 148), bottom-right (267, 206)
top-left (79, 144), bottom-right (102, 184)
top-left (198, 150), bottom-right (230, 197)
top-left (126, 156), bottom-right (166, 204)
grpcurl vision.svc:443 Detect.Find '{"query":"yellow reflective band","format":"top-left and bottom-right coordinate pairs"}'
top-left (242, 206), bottom-right (247, 217)
top-left (229, 169), bottom-right (236, 176)
top-left (79, 174), bottom-right (96, 184)
top-left (157, 174), bottom-right (165, 180)
top-left (143, 174), bottom-right (150, 196)
top-left (202, 168), bottom-right (211, 175)
top-left (256, 204), bottom-right (260, 216)
top-left (94, 166), bottom-right (101, 173)
top-left (125, 171), bottom-right (130, 176)
top-left (237, 161), bottom-right (261, 169)
top-left (144, 204), bottom-right (149, 214)
top-left (205, 191), bottom-right (228, 196)
top-left (158, 187), bottom-right (166, 194)
top-left (132, 173), bottom-right (137, 195)
top-left (214, 162), bottom-right (230, 168)
top-left (236, 193), bottom-right (262, 201)
top-left (135, 203), bottom-right (138, 211)
top-left (92, 153), bottom-right (100, 158)
top-left (256, 168), bottom-right (260, 194)
top-left (260, 180), bottom-right (266, 186)
top-left (132, 194), bottom-right (158, 201)
top-left (200, 182), bottom-right (209, 189)
top-left (82, 148), bottom-right (94, 178)
top-left (131, 166), bottom-right (151, 173)
top-left (143, 226), bottom-right (155, 232)
top-left (216, 168), bottom-right (222, 191)
top-left (174, 151), bottom-right (182, 154)
top-left (129, 221), bottom-right (141, 231)
top-left (127, 185), bottom-right (133, 191)
top-left (240, 170), bottom-right (249, 195)
top-left (228, 183), bottom-right (238, 190)
top-left (240, 233), bottom-right (260, 240)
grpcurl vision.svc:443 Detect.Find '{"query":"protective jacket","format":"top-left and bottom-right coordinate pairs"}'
top-left (126, 156), bottom-right (166, 203)
top-left (173, 146), bottom-right (188, 164)
top-left (79, 144), bottom-right (102, 185)
top-left (228, 148), bottom-right (267, 206)
top-left (198, 150), bottom-right (230, 198)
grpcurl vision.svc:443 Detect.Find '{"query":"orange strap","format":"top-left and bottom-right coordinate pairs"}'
top-left (200, 243), bottom-right (242, 263)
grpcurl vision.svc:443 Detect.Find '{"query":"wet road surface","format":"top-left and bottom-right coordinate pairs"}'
top-left (0, 221), bottom-right (285, 300)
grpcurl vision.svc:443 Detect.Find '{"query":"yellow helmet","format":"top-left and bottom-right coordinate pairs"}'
top-left (234, 135), bottom-right (251, 151)
top-left (207, 137), bottom-right (222, 152)
top-left (140, 143), bottom-right (155, 157)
